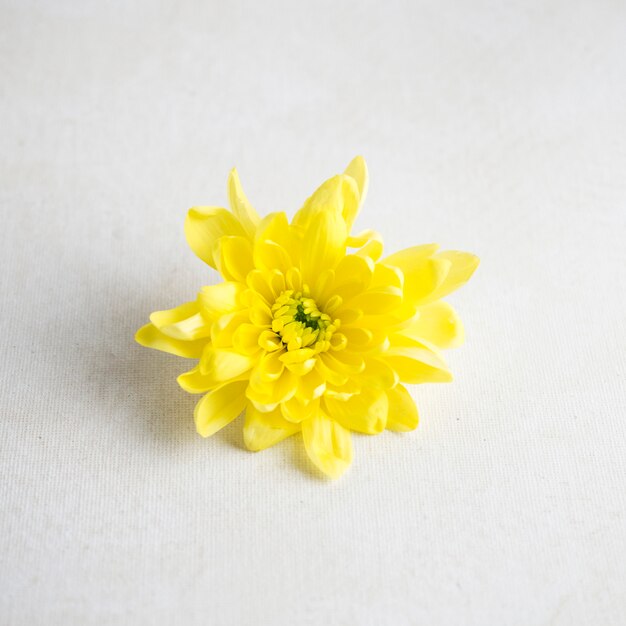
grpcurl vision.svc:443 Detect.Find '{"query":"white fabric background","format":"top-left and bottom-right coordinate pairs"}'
top-left (1, 1), bottom-right (625, 624)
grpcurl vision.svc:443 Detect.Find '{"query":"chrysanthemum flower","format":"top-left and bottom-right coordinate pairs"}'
top-left (136, 157), bottom-right (478, 478)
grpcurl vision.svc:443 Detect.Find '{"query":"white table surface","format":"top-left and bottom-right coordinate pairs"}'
top-left (1, 1), bottom-right (625, 624)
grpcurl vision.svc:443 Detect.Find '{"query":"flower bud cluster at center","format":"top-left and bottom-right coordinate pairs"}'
top-left (271, 289), bottom-right (339, 352)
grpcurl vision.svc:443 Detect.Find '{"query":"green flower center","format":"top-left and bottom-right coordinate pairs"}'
top-left (271, 290), bottom-right (339, 352)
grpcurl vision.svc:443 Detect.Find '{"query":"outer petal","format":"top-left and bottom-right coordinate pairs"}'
top-left (216, 235), bottom-right (254, 282)
top-left (227, 168), bottom-right (260, 237)
top-left (323, 386), bottom-right (388, 434)
top-left (244, 404), bottom-right (300, 451)
top-left (199, 347), bottom-right (255, 380)
top-left (135, 323), bottom-right (207, 358)
top-left (177, 365), bottom-right (216, 394)
top-left (149, 301), bottom-right (198, 329)
top-left (347, 229), bottom-right (384, 262)
top-left (293, 174), bottom-right (359, 233)
top-left (184, 207), bottom-right (247, 268)
top-left (386, 385), bottom-right (419, 432)
top-left (148, 301), bottom-right (210, 341)
top-left (198, 282), bottom-right (246, 319)
top-left (429, 251), bottom-right (480, 301)
top-left (302, 411), bottom-right (353, 479)
top-left (194, 380), bottom-right (248, 437)
top-left (383, 243), bottom-right (439, 268)
top-left (343, 156), bottom-right (368, 230)
top-left (401, 301), bottom-right (464, 349)
top-left (383, 341), bottom-right (453, 384)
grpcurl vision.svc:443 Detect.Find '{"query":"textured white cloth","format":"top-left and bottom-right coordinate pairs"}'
top-left (1, 1), bottom-right (625, 624)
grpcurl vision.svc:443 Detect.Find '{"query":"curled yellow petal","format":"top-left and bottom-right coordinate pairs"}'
top-left (149, 301), bottom-right (210, 341)
top-left (135, 323), bottom-right (207, 358)
top-left (149, 301), bottom-right (198, 330)
top-left (177, 366), bottom-right (216, 394)
top-left (200, 347), bottom-right (254, 380)
top-left (383, 341), bottom-right (453, 384)
top-left (227, 168), bottom-right (260, 237)
top-left (343, 155), bottom-right (368, 230)
top-left (430, 251), bottom-right (480, 300)
top-left (194, 380), bottom-right (248, 437)
top-left (324, 386), bottom-right (388, 435)
top-left (244, 404), bottom-right (299, 451)
top-left (184, 207), bottom-right (247, 268)
top-left (386, 385), bottom-right (419, 432)
top-left (402, 301), bottom-right (464, 349)
top-left (216, 235), bottom-right (254, 282)
top-left (281, 396), bottom-right (319, 423)
top-left (198, 282), bottom-right (245, 319)
top-left (302, 411), bottom-right (353, 478)
top-left (210, 311), bottom-right (250, 348)
top-left (232, 323), bottom-right (264, 356)
top-left (294, 174), bottom-right (358, 232)
top-left (348, 229), bottom-right (384, 262)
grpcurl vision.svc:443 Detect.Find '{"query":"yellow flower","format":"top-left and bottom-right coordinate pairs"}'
top-left (136, 157), bottom-right (478, 478)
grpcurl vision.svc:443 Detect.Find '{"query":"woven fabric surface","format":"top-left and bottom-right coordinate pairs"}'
top-left (1, 1), bottom-right (625, 624)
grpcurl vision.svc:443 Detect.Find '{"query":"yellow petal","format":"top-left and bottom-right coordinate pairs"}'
top-left (211, 311), bottom-right (250, 348)
top-left (383, 244), bottom-right (448, 304)
top-left (383, 341), bottom-right (452, 384)
top-left (281, 397), bottom-right (319, 423)
top-left (246, 270), bottom-right (274, 305)
top-left (332, 254), bottom-right (374, 301)
top-left (347, 229), bottom-right (384, 262)
top-left (323, 386), bottom-right (388, 434)
top-left (256, 350), bottom-right (285, 382)
top-left (232, 323), bottom-right (264, 355)
top-left (383, 243), bottom-right (439, 269)
top-left (300, 206), bottom-right (347, 286)
top-left (314, 357), bottom-right (349, 387)
top-left (184, 207), bottom-right (247, 268)
top-left (149, 302), bottom-right (210, 340)
top-left (302, 412), bottom-right (353, 479)
top-left (194, 380), bottom-right (248, 437)
top-left (216, 235), bottom-right (254, 282)
top-left (149, 301), bottom-right (198, 330)
top-left (347, 285), bottom-right (403, 315)
top-left (249, 297), bottom-right (273, 327)
top-left (320, 350), bottom-right (365, 375)
top-left (402, 257), bottom-right (451, 305)
top-left (343, 156), bottom-right (368, 230)
top-left (297, 367), bottom-right (327, 401)
top-left (293, 174), bottom-right (358, 232)
top-left (227, 168), bottom-right (260, 237)
top-left (177, 366), bottom-right (216, 394)
top-left (430, 251), bottom-right (480, 300)
top-left (253, 239), bottom-right (292, 275)
top-left (386, 385), bottom-right (419, 432)
top-left (359, 356), bottom-right (399, 389)
top-left (243, 404), bottom-right (299, 451)
top-left (160, 314), bottom-right (210, 341)
top-left (280, 348), bottom-right (317, 376)
top-left (135, 323), bottom-right (207, 358)
top-left (258, 329), bottom-right (282, 351)
top-left (354, 303), bottom-right (417, 333)
top-left (401, 301), bottom-right (464, 349)
top-left (198, 282), bottom-right (245, 319)
top-left (199, 347), bottom-right (254, 380)
top-left (247, 367), bottom-right (297, 407)
top-left (255, 212), bottom-right (294, 255)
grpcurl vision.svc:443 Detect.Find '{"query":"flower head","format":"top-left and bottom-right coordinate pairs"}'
top-left (136, 157), bottom-right (478, 478)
